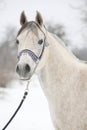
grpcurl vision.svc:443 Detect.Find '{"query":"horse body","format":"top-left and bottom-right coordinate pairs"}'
top-left (37, 32), bottom-right (87, 130)
top-left (39, 31), bottom-right (87, 130)
top-left (16, 11), bottom-right (87, 130)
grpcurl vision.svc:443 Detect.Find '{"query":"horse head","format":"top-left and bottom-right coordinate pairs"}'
top-left (16, 11), bottom-right (49, 80)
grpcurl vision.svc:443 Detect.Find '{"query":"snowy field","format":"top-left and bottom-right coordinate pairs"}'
top-left (0, 76), bottom-right (54, 130)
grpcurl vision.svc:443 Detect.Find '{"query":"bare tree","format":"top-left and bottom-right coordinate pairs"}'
top-left (47, 23), bottom-right (70, 46)
top-left (72, 47), bottom-right (87, 61)
top-left (0, 25), bottom-right (17, 87)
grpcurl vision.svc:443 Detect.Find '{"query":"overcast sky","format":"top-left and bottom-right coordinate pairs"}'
top-left (0, 0), bottom-right (86, 48)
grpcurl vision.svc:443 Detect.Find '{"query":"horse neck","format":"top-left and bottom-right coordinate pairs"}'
top-left (46, 32), bottom-right (78, 66)
top-left (38, 31), bottom-right (79, 84)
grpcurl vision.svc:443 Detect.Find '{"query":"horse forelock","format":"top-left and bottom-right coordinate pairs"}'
top-left (17, 21), bottom-right (42, 37)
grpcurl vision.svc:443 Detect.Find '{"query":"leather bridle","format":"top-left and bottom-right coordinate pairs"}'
top-left (17, 22), bottom-right (49, 64)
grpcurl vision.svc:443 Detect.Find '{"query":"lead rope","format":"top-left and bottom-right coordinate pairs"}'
top-left (2, 54), bottom-right (39, 130)
top-left (2, 81), bottom-right (30, 130)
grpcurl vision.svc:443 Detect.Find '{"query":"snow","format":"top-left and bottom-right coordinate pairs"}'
top-left (0, 76), bottom-right (54, 130)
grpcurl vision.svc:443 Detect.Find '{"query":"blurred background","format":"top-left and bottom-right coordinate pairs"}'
top-left (0, 0), bottom-right (87, 129)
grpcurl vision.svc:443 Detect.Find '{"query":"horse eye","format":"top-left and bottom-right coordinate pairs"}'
top-left (38, 39), bottom-right (43, 45)
top-left (16, 39), bottom-right (19, 45)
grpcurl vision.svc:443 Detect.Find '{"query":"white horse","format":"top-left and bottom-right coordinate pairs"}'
top-left (16, 11), bottom-right (87, 130)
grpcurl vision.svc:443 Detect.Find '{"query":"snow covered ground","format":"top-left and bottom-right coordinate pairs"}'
top-left (0, 76), bottom-right (54, 130)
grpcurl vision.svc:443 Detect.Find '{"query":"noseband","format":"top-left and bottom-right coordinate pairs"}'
top-left (17, 38), bottom-right (48, 64)
top-left (17, 22), bottom-right (49, 64)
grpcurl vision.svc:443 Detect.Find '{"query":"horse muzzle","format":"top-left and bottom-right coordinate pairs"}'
top-left (16, 63), bottom-right (31, 80)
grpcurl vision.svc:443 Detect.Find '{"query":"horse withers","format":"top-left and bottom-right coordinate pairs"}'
top-left (16, 11), bottom-right (87, 130)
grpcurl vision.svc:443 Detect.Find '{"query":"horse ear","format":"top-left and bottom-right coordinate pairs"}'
top-left (35, 11), bottom-right (43, 26)
top-left (20, 11), bottom-right (28, 26)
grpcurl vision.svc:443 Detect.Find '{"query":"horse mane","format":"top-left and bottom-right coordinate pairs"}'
top-left (51, 33), bottom-right (87, 64)
top-left (17, 21), bottom-right (43, 37)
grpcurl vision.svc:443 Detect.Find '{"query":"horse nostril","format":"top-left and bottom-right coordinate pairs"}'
top-left (16, 65), bottom-right (19, 73)
top-left (25, 64), bottom-right (30, 72)
top-left (16, 64), bottom-right (30, 77)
